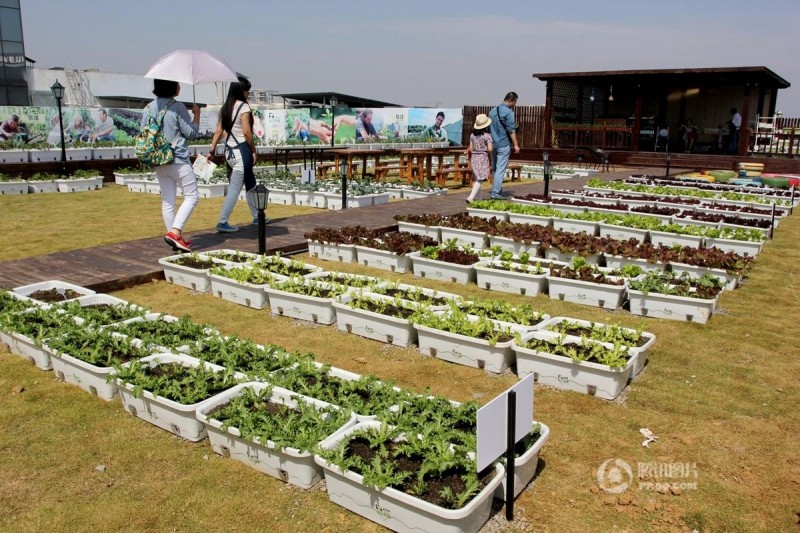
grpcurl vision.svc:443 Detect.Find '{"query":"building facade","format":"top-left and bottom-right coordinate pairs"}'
top-left (0, 0), bottom-right (29, 105)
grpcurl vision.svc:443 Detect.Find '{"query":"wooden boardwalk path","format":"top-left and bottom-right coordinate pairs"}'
top-left (0, 168), bottom-right (652, 292)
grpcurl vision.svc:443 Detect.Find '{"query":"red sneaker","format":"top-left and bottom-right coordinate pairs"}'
top-left (164, 231), bottom-right (192, 252)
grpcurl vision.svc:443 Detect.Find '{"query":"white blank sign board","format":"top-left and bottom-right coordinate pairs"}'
top-left (476, 373), bottom-right (534, 472)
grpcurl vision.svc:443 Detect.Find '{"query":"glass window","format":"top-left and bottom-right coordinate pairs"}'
top-left (0, 8), bottom-right (23, 41)
top-left (0, 1), bottom-right (20, 8)
top-left (1, 40), bottom-right (24, 83)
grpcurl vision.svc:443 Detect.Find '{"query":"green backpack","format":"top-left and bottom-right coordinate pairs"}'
top-left (135, 100), bottom-right (175, 167)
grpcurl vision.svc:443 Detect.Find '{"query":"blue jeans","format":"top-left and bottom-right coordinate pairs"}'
top-left (219, 143), bottom-right (258, 224)
top-left (491, 145), bottom-right (511, 198)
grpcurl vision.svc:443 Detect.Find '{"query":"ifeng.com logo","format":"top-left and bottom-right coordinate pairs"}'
top-left (596, 458), bottom-right (633, 494)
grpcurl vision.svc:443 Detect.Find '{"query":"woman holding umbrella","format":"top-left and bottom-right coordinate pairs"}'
top-left (208, 75), bottom-right (260, 233)
top-left (143, 79), bottom-right (201, 252)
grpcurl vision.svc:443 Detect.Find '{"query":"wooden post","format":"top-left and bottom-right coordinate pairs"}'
top-left (632, 93), bottom-right (643, 151)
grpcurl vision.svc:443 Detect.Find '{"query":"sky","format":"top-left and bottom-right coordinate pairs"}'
top-left (21, 0), bottom-right (800, 114)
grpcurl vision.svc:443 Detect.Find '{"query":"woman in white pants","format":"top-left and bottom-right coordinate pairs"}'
top-left (208, 76), bottom-right (260, 232)
top-left (143, 79), bottom-right (201, 252)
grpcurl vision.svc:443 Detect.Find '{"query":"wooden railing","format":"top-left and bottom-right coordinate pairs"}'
top-left (461, 105), bottom-right (546, 149)
top-left (749, 116), bottom-right (800, 156)
top-left (552, 124), bottom-right (632, 150)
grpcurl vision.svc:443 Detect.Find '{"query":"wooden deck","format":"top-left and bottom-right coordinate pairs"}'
top-left (0, 167), bottom-right (655, 292)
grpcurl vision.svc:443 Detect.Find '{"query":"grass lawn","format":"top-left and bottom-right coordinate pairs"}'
top-left (1, 184), bottom-right (798, 532)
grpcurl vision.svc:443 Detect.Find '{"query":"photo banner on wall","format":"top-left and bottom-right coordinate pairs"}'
top-left (408, 108), bottom-right (463, 146)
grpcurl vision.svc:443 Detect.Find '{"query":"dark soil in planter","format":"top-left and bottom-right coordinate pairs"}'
top-left (265, 264), bottom-right (317, 276)
top-left (548, 324), bottom-right (648, 347)
top-left (345, 437), bottom-right (496, 509)
top-left (209, 252), bottom-right (252, 263)
top-left (28, 288), bottom-right (84, 302)
top-left (351, 299), bottom-right (417, 319)
top-left (375, 288), bottom-right (452, 306)
top-left (169, 256), bottom-right (215, 269)
top-left (550, 266), bottom-right (624, 286)
top-left (422, 249), bottom-right (480, 265)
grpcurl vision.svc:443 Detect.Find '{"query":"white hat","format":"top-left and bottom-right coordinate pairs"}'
top-left (474, 114), bottom-right (492, 129)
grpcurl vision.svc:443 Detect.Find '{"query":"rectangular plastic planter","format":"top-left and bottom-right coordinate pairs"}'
top-left (408, 253), bottom-right (477, 284)
top-left (13, 280), bottom-right (95, 304)
top-left (314, 421), bottom-right (504, 533)
top-left (703, 237), bottom-right (763, 258)
top-left (27, 180), bottom-right (58, 193)
top-left (354, 245), bottom-right (412, 273)
top-left (507, 212), bottom-right (552, 227)
top-left (264, 284), bottom-right (338, 324)
top-left (0, 180), bottom-right (28, 195)
top-left (668, 262), bottom-right (741, 291)
top-left (649, 230), bottom-right (703, 249)
top-left (439, 227), bottom-right (488, 249)
top-left (603, 255), bottom-right (666, 273)
top-left (512, 332), bottom-right (637, 400)
top-left (196, 382), bottom-right (357, 489)
top-left (474, 261), bottom-right (548, 296)
top-left (197, 183), bottom-right (226, 198)
top-left (56, 177), bottom-right (101, 193)
top-left (208, 268), bottom-right (275, 309)
top-left (0, 150), bottom-right (27, 163)
top-left (466, 207), bottom-right (509, 222)
top-left (92, 147), bottom-right (121, 160)
top-left (487, 235), bottom-right (539, 256)
top-left (534, 316), bottom-right (655, 377)
top-left (306, 240), bottom-right (357, 263)
top-left (598, 223), bottom-right (650, 243)
top-left (159, 255), bottom-right (212, 292)
top-left (325, 193), bottom-right (373, 210)
top-left (413, 322), bottom-right (524, 374)
top-left (267, 189), bottom-right (295, 205)
top-left (8, 330), bottom-right (56, 370)
top-left (27, 149), bottom-right (61, 162)
top-left (332, 294), bottom-right (418, 347)
top-left (549, 204), bottom-right (586, 215)
top-left (496, 421), bottom-right (551, 501)
top-left (552, 218), bottom-right (598, 236)
top-left (293, 191), bottom-right (318, 207)
top-left (114, 353), bottom-right (234, 442)
top-left (402, 188), bottom-right (446, 199)
top-left (396, 221), bottom-right (441, 241)
top-left (546, 276), bottom-right (627, 310)
top-left (45, 341), bottom-right (123, 400)
top-left (126, 178), bottom-right (149, 193)
top-left (627, 289), bottom-right (717, 324)
top-left (543, 249), bottom-right (602, 266)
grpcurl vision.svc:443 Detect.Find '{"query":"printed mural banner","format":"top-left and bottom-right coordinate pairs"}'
top-left (408, 108), bottom-right (463, 146)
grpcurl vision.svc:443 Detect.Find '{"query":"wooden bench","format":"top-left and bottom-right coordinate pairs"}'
top-left (435, 166), bottom-right (473, 187)
top-left (374, 164), bottom-right (407, 181)
top-left (316, 161), bottom-right (336, 176)
top-left (507, 162), bottom-right (523, 181)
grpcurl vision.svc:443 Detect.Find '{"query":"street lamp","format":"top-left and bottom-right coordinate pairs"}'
top-left (253, 184), bottom-right (269, 254)
top-left (50, 80), bottom-right (67, 176)
top-left (340, 159), bottom-right (348, 210)
top-left (542, 151), bottom-right (551, 199)
top-left (589, 93), bottom-right (596, 126)
top-left (329, 95), bottom-right (339, 148)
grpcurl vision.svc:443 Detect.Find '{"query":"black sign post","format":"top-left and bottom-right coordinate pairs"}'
top-left (505, 390), bottom-right (517, 520)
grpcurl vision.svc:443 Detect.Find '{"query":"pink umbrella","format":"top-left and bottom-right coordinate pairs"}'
top-left (144, 49), bottom-right (238, 102)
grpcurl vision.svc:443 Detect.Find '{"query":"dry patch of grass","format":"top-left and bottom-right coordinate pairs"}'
top-left (1, 199), bottom-right (799, 532)
top-left (0, 184), bottom-right (318, 261)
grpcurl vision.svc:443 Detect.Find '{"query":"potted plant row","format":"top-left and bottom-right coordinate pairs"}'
top-left (627, 271), bottom-right (725, 324)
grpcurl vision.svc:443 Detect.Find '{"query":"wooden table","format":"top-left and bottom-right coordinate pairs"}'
top-left (396, 147), bottom-right (460, 184)
top-left (328, 148), bottom-right (388, 179)
top-left (272, 145), bottom-right (336, 173)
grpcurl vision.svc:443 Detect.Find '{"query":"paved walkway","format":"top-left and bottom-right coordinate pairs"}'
top-left (0, 168), bottom-right (656, 292)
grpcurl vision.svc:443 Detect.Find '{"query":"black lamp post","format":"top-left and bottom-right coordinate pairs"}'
top-left (340, 159), bottom-right (348, 209)
top-left (665, 148), bottom-right (671, 178)
top-left (542, 151), bottom-right (551, 199)
top-left (329, 96), bottom-right (338, 148)
top-left (254, 184), bottom-right (269, 254)
top-left (50, 80), bottom-right (67, 176)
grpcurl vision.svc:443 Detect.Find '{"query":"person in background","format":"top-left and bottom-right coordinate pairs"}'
top-left (465, 113), bottom-right (493, 203)
top-left (422, 111), bottom-right (448, 142)
top-left (488, 91), bottom-right (520, 199)
top-left (355, 109), bottom-right (383, 142)
top-left (681, 119), bottom-right (698, 153)
top-left (64, 115), bottom-right (90, 143)
top-left (0, 114), bottom-right (20, 141)
top-left (142, 79), bottom-right (201, 252)
top-left (729, 107), bottom-right (742, 154)
top-left (89, 109), bottom-right (116, 142)
top-left (292, 116), bottom-right (310, 141)
top-left (208, 75), bottom-right (260, 233)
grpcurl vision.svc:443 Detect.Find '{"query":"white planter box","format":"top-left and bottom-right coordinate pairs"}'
top-left (673, 216), bottom-right (719, 229)
top-left (0, 149), bottom-right (27, 163)
top-left (603, 255), bottom-right (667, 272)
top-left (386, 188), bottom-right (404, 200)
top-left (197, 182), bottom-right (226, 198)
top-left (0, 180), bottom-right (29, 195)
top-left (315, 421), bottom-right (504, 533)
top-left (649, 230), bottom-right (703, 248)
top-left (27, 180), bottom-right (59, 193)
top-left (27, 149), bottom-right (61, 162)
top-left (56, 177), bottom-right (101, 192)
top-left (291, 190), bottom-right (317, 207)
top-left (409, 253), bottom-right (477, 284)
top-left (354, 245), bottom-right (411, 273)
top-left (264, 284), bottom-right (338, 324)
top-left (474, 260), bottom-right (548, 296)
top-left (669, 262), bottom-right (741, 291)
top-left (512, 331), bottom-right (637, 400)
top-left (332, 294), bottom-right (418, 347)
top-left (402, 188), bottom-right (446, 199)
top-left (65, 148), bottom-right (92, 161)
top-left (507, 212), bottom-right (553, 227)
top-left (439, 227), bottom-right (487, 249)
top-left (547, 275), bottom-right (627, 310)
top-left (598, 223), bottom-right (650, 242)
top-left (487, 235), bottom-right (539, 256)
top-left (197, 382), bottom-right (357, 489)
top-left (126, 178), bottom-right (149, 193)
top-left (325, 193), bottom-right (374, 210)
top-left (45, 342), bottom-right (123, 400)
top-left (534, 316), bottom-right (655, 377)
top-left (114, 172), bottom-right (147, 186)
top-left (159, 255), bottom-right (213, 292)
top-left (703, 237), bottom-right (763, 257)
top-left (120, 146), bottom-right (135, 159)
top-left (367, 283), bottom-right (462, 311)
top-left (543, 249), bottom-right (602, 266)
top-left (628, 289), bottom-right (717, 324)
top-left (549, 203), bottom-right (586, 215)
top-left (8, 330), bottom-right (54, 370)
top-left (268, 189), bottom-right (295, 205)
top-left (13, 280), bottom-right (95, 303)
top-left (372, 192), bottom-right (390, 205)
top-left (396, 221), bottom-right (441, 241)
top-left (620, 197), bottom-right (657, 208)
top-left (92, 147), bottom-right (121, 160)
top-left (511, 198), bottom-right (550, 209)
top-left (497, 421), bottom-right (551, 501)
top-left (414, 321), bottom-right (524, 373)
top-left (466, 207), bottom-right (509, 222)
top-left (552, 218), bottom-right (598, 235)
top-left (114, 353), bottom-right (234, 442)
top-left (208, 269), bottom-right (272, 309)
top-left (306, 240), bottom-right (357, 263)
